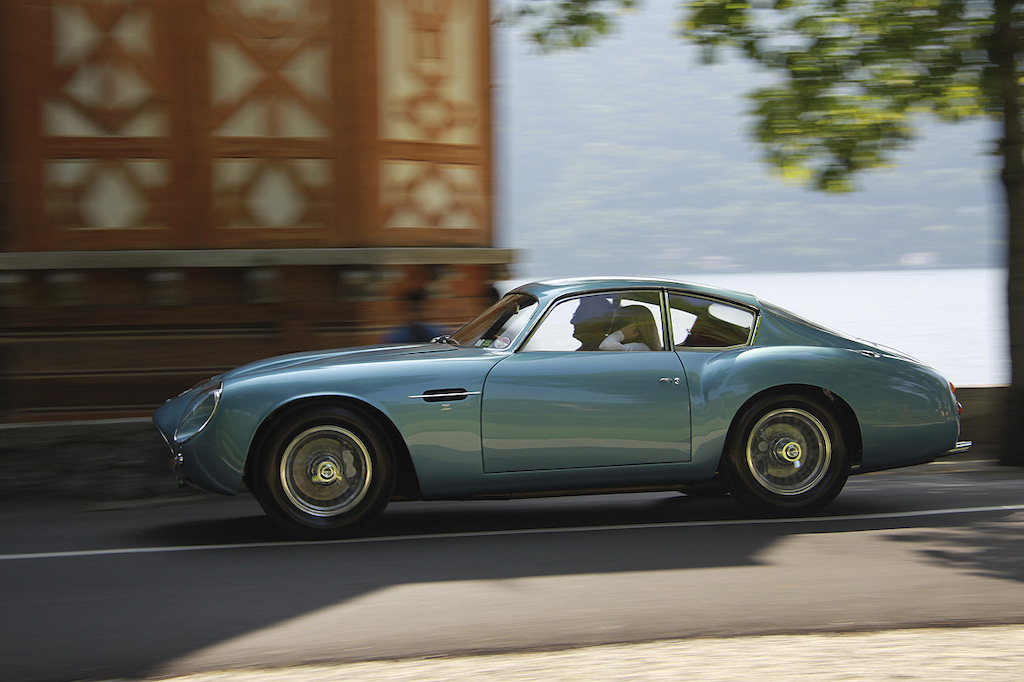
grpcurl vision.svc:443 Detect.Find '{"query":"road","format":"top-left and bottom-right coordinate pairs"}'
top-left (1, 460), bottom-right (1023, 682)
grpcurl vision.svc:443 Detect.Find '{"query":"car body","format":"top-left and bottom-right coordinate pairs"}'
top-left (153, 277), bottom-right (970, 538)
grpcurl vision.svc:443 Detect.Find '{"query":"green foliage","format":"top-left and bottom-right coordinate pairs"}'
top-left (504, 1), bottom-right (1016, 191)
top-left (496, 0), bottom-right (639, 51)
top-left (684, 0), bottom-right (998, 191)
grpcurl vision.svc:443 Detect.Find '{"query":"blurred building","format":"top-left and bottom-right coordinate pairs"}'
top-left (0, 0), bottom-right (513, 422)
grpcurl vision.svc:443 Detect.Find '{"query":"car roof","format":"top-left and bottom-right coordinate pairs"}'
top-left (510, 277), bottom-right (762, 309)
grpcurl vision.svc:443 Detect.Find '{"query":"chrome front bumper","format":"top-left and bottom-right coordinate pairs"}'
top-left (169, 454), bottom-right (191, 488)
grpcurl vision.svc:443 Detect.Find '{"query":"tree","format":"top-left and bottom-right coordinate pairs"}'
top-left (504, 0), bottom-right (1024, 465)
top-left (496, 0), bottom-right (640, 50)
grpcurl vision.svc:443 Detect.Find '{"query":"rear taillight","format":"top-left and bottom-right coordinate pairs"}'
top-left (951, 382), bottom-right (963, 415)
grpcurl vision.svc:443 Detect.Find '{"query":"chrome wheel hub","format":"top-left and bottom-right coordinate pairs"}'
top-left (746, 408), bottom-right (831, 496)
top-left (772, 438), bottom-right (803, 464)
top-left (310, 456), bottom-right (341, 486)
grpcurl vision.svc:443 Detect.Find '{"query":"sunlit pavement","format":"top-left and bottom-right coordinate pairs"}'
top-left (155, 625), bottom-right (1024, 682)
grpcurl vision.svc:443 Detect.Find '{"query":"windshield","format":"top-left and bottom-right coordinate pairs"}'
top-left (449, 293), bottom-right (539, 349)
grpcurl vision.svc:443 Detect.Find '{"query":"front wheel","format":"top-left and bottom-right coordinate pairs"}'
top-left (250, 406), bottom-right (395, 539)
top-left (724, 394), bottom-right (849, 516)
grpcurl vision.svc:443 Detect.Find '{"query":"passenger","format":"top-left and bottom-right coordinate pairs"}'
top-left (600, 305), bottom-right (661, 351)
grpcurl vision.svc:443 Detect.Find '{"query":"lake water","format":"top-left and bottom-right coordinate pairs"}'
top-left (505, 269), bottom-right (1009, 387)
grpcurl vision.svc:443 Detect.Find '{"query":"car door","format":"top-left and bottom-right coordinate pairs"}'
top-left (480, 291), bottom-right (691, 473)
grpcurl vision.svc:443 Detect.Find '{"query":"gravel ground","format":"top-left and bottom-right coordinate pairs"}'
top-left (151, 625), bottom-right (1024, 681)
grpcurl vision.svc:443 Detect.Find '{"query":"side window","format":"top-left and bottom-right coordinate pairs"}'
top-left (522, 291), bottom-right (664, 352)
top-left (670, 294), bottom-right (755, 348)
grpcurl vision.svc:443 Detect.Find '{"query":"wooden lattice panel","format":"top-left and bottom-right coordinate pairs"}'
top-left (377, 0), bottom-right (481, 145)
top-left (45, 0), bottom-right (168, 138)
top-left (4, 0), bottom-right (494, 250)
top-left (45, 158), bottom-right (169, 231)
top-left (380, 159), bottom-right (485, 229)
top-left (375, 0), bottom-right (491, 245)
top-left (207, 0), bottom-right (340, 241)
top-left (34, 0), bottom-right (174, 247)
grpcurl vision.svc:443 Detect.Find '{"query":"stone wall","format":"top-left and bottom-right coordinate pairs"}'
top-left (0, 418), bottom-right (191, 506)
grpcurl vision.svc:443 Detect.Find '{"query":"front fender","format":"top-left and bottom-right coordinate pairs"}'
top-left (172, 351), bottom-right (502, 496)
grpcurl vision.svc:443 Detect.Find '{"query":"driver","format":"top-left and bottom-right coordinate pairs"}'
top-left (570, 296), bottom-right (614, 350)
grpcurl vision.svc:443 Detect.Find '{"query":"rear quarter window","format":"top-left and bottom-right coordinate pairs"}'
top-left (670, 294), bottom-right (756, 348)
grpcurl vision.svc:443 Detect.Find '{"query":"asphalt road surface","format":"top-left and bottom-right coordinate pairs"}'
top-left (2, 460), bottom-right (1023, 682)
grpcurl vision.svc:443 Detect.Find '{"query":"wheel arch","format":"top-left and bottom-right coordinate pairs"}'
top-left (244, 396), bottom-right (422, 501)
top-left (723, 384), bottom-right (862, 469)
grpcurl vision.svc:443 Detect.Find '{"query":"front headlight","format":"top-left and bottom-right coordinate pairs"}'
top-left (174, 384), bottom-right (222, 443)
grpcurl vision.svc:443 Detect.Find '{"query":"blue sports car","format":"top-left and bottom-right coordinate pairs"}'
top-left (153, 277), bottom-right (970, 539)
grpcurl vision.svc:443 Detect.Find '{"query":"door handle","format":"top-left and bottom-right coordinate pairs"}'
top-left (408, 388), bottom-right (480, 402)
top-left (659, 377), bottom-right (681, 385)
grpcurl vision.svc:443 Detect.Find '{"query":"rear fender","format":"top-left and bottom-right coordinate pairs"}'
top-left (683, 346), bottom-right (956, 473)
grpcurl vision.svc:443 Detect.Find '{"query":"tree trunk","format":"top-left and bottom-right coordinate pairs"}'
top-left (993, 0), bottom-right (1024, 465)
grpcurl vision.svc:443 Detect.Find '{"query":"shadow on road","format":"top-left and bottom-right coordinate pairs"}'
top-left (891, 519), bottom-right (1024, 583)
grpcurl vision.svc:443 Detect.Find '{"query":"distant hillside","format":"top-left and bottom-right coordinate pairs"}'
top-left (495, 4), bottom-right (1001, 279)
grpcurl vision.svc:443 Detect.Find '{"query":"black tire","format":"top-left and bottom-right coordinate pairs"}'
top-left (250, 406), bottom-right (395, 539)
top-left (724, 394), bottom-right (849, 516)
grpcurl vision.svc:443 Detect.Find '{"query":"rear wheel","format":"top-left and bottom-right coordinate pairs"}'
top-left (724, 394), bottom-right (849, 516)
top-left (250, 406), bottom-right (394, 539)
